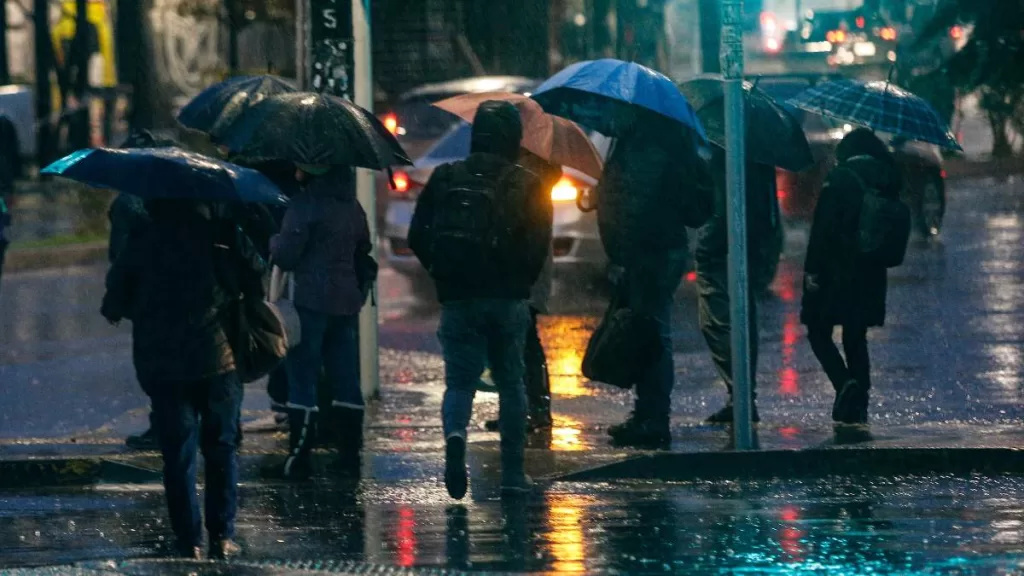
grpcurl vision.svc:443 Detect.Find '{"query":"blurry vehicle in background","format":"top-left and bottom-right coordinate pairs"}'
top-left (0, 86), bottom-right (36, 182)
top-left (381, 122), bottom-right (608, 296)
top-left (759, 74), bottom-right (947, 237)
top-left (378, 76), bottom-right (541, 159)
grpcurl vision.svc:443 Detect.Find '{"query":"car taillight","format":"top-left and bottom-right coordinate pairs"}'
top-left (879, 26), bottom-right (897, 41)
top-left (765, 37), bottom-right (781, 52)
top-left (760, 11), bottom-right (778, 33)
top-left (826, 29), bottom-right (847, 43)
top-left (391, 170), bottom-right (409, 193)
top-left (940, 169), bottom-right (947, 179)
top-left (855, 16), bottom-right (865, 29)
top-left (383, 113), bottom-right (399, 135)
top-left (949, 25), bottom-right (963, 40)
top-left (389, 170), bottom-right (422, 199)
top-left (551, 177), bottom-right (580, 202)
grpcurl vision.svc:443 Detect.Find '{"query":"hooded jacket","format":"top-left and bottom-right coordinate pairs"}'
top-left (802, 129), bottom-right (904, 328)
top-left (270, 168), bottom-right (371, 317)
top-left (408, 101), bottom-right (553, 303)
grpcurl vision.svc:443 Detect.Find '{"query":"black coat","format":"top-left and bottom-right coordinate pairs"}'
top-left (801, 155), bottom-right (901, 328)
top-left (102, 202), bottom-right (266, 385)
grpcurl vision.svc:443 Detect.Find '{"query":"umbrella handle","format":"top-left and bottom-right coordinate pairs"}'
top-left (387, 167), bottom-right (397, 191)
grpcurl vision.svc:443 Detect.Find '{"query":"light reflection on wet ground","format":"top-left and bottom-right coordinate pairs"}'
top-left (5, 476), bottom-right (1024, 572)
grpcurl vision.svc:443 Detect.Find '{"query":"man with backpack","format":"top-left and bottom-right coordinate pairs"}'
top-left (802, 128), bottom-right (911, 424)
top-left (408, 101), bottom-right (552, 499)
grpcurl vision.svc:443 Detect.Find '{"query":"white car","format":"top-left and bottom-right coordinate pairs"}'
top-left (382, 122), bottom-right (610, 288)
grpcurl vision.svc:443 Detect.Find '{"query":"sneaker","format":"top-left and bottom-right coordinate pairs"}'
top-left (176, 545), bottom-right (203, 560)
top-left (484, 411), bottom-right (553, 433)
top-left (833, 379), bottom-right (869, 424)
top-left (209, 539), bottom-right (242, 560)
top-left (608, 415), bottom-right (671, 449)
top-left (705, 403), bottom-right (761, 424)
top-left (125, 427), bottom-right (159, 450)
top-left (501, 474), bottom-right (535, 495)
top-left (444, 435), bottom-right (468, 500)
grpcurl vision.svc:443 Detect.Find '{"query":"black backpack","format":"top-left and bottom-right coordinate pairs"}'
top-left (840, 167), bottom-right (911, 268)
top-left (428, 163), bottom-right (513, 283)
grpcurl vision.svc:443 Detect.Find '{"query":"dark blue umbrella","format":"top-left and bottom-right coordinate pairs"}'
top-left (42, 148), bottom-right (288, 205)
top-left (177, 75), bottom-right (297, 140)
top-left (786, 79), bottom-right (961, 151)
top-left (531, 59), bottom-right (707, 141)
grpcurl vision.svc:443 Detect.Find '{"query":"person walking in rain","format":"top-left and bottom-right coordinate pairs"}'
top-left (600, 116), bottom-right (714, 448)
top-left (408, 101), bottom-right (553, 499)
top-left (697, 148), bottom-right (781, 423)
top-left (270, 164), bottom-right (373, 480)
top-left (484, 149), bottom-right (558, 433)
top-left (101, 198), bottom-right (265, 560)
top-left (802, 128), bottom-right (907, 424)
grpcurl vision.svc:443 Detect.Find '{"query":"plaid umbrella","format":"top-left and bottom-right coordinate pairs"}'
top-left (786, 79), bottom-right (961, 151)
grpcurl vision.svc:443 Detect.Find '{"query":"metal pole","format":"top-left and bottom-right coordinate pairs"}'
top-left (352, 0), bottom-right (379, 400)
top-left (721, 0), bottom-right (753, 450)
top-left (34, 0), bottom-right (53, 166)
top-left (296, 0), bottom-right (309, 89)
top-left (0, 0), bottom-right (10, 85)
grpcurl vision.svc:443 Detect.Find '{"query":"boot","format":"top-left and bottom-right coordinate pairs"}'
top-left (833, 379), bottom-right (869, 424)
top-left (281, 406), bottom-right (317, 480)
top-left (330, 404), bottom-right (365, 478)
top-left (608, 413), bottom-right (671, 449)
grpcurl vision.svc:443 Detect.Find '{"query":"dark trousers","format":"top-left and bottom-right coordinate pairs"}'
top-left (524, 309), bottom-right (550, 415)
top-left (696, 261), bottom-right (758, 399)
top-left (147, 371), bottom-right (243, 549)
top-left (806, 323), bottom-right (870, 391)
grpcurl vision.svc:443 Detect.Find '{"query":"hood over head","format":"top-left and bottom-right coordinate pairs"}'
top-left (470, 101), bottom-right (523, 161)
top-left (836, 127), bottom-right (892, 164)
top-left (303, 166), bottom-right (356, 201)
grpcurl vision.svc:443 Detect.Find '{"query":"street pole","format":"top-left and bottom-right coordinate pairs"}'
top-left (0, 0), bottom-right (9, 85)
top-left (720, 0), bottom-right (753, 450)
top-left (302, 0), bottom-right (379, 400)
top-left (34, 0), bottom-right (53, 167)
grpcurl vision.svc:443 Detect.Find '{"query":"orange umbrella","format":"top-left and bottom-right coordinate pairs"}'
top-left (432, 92), bottom-right (603, 180)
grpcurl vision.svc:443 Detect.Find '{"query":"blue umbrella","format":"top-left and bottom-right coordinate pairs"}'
top-left (531, 59), bottom-right (707, 141)
top-left (177, 75), bottom-right (297, 140)
top-left (786, 79), bottom-right (961, 151)
top-left (42, 148), bottom-right (288, 205)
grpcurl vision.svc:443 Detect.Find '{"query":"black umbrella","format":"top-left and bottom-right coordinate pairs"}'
top-left (219, 92), bottom-right (412, 170)
top-left (678, 75), bottom-right (814, 172)
top-left (177, 75), bottom-right (297, 141)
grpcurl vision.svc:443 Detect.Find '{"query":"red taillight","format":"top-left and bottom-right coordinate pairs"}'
top-left (879, 26), bottom-right (897, 41)
top-left (685, 271), bottom-right (697, 282)
top-left (940, 169), bottom-right (948, 179)
top-left (855, 16), bottom-right (865, 29)
top-left (950, 25), bottom-right (963, 40)
top-left (765, 38), bottom-right (781, 52)
top-left (760, 11), bottom-right (778, 33)
top-left (391, 170), bottom-right (410, 193)
top-left (383, 113), bottom-right (399, 135)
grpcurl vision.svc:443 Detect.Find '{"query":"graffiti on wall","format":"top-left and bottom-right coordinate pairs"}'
top-left (147, 0), bottom-right (224, 106)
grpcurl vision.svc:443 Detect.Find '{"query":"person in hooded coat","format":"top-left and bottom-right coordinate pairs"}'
top-left (802, 128), bottom-right (903, 424)
top-left (598, 116), bottom-right (714, 449)
top-left (408, 101), bottom-right (553, 499)
top-left (102, 198), bottom-right (265, 560)
top-left (270, 164), bottom-right (372, 480)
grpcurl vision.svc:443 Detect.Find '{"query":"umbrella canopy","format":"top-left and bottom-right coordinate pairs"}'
top-left (432, 92), bottom-right (603, 179)
top-left (786, 79), bottom-right (961, 151)
top-left (220, 92), bottom-right (412, 169)
top-left (42, 148), bottom-right (288, 205)
top-left (531, 59), bottom-right (707, 142)
top-left (177, 75), bottom-right (297, 140)
top-left (678, 75), bottom-right (814, 172)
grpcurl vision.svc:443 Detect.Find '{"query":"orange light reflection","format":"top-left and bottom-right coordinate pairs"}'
top-left (545, 494), bottom-right (588, 573)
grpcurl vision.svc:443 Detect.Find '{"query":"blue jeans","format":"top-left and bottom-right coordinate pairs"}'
top-left (147, 371), bottom-right (243, 548)
top-left (622, 250), bottom-right (689, 421)
top-left (439, 299), bottom-right (530, 474)
top-left (287, 306), bottom-right (361, 410)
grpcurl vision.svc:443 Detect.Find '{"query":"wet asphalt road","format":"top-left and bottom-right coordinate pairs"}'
top-left (4, 476), bottom-right (1024, 572)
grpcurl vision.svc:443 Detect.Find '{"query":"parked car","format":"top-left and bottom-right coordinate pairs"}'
top-left (0, 85), bottom-right (36, 181)
top-left (759, 74), bottom-right (947, 237)
top-left (382, 121), bottom-right (608, 294)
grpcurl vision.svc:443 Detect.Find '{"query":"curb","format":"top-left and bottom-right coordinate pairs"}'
top-left (556, 446), bottom-right (1024, 482)
top-left (7, 559), bottom-right (481, 575)
top-left (3, 241), bottom-right (107, 273)
top-left (0, 458), bottom-right (161, 489)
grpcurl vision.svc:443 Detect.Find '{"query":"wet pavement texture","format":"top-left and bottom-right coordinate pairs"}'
top-left (4, 475), bottom-right (1024, 572)
top-left (4, 176), bottom-right (1024, 447)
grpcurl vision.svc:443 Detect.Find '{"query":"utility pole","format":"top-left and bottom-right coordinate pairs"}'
top-left (70, 0), bottom-right (90, 149)
top-left (698, 0), bottom-right (721, 73)
top-left (301, 0), bottom-right (379, 399)
top-left (34, 0), bottom-right (54, 166)
top-left (721, 0), bottom-right (752, 450)
top-left (0, 0), bottom-right (10, 85)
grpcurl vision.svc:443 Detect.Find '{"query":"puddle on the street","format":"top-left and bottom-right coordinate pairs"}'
top-left (4, 475), bottom-right (1024, 573)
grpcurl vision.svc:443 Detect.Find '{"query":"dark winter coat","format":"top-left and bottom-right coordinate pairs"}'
top-left (695, 148), bottom-right (780, 269)
top-left (408, 101), bottom-right (553, 303)
top-left (595, 122), bottom-right (714, 265)
top-left (270, 168), bottom-right (371, 317)
top-left (101, 200), bottom-right (266, 385)
top-left (108, 193), bottom-right (149, 263)
top-left (801, 154), bottom-right (903, 328)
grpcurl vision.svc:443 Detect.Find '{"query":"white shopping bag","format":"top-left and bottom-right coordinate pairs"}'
top-left (268, 265), bottom-right (301, 348)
